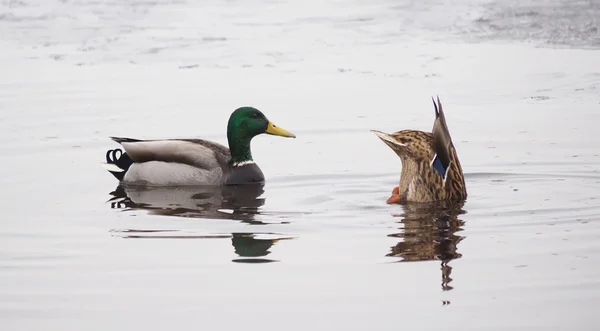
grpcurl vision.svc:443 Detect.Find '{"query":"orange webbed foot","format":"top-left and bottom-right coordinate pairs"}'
top-left (386, 186), bottom-right (401, 204)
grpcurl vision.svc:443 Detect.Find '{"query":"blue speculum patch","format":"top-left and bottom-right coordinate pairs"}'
top-left (432, 155), bottom-right (447, 177)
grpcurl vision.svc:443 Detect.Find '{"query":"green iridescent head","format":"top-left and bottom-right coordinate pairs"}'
top-left (226, 107), bottom-right (295, 165)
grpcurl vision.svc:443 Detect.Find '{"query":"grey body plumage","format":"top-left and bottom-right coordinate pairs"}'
top-left (106, 137), bottom-right (266, 186)
top-left (103, 107), bottom-right (295, 186)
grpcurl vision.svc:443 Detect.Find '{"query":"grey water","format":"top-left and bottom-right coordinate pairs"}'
top-left (1, 0), bottom-right (599, 330)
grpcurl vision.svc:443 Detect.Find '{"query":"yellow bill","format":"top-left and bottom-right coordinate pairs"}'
top-left (266, 121), bottom-right (296, 138)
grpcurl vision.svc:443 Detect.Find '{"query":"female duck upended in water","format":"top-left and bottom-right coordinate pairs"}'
top-left (104, 107), bottom-right (296, 186)
top-left (371, 97), bottom-right (467, 204)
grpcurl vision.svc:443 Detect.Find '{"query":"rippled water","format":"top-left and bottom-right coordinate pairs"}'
top-left (1, 0), bottom-right (599, 330)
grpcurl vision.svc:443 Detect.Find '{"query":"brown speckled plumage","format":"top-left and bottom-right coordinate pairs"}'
top-left (371, 97), bottom-right (467, 203)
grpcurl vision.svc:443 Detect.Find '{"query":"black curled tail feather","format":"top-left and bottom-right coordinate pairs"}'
top-left (106, 148), bottom-right (133, 169)
top-left (105, 148), bottom-right (133, 181)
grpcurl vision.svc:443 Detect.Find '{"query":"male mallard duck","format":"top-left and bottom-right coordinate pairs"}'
top-left (104, 106), bottom-right (295, 186)
top-left (371, 97), bottom-right (467, 204)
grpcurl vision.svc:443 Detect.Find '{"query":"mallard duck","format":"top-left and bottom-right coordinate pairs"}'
top-left (103, 106), bottom-right (295, 186)
top-left (371, 97), bottom-right (467, 204)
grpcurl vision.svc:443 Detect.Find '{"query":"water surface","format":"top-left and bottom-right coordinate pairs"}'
top-left (1, 0), bottom-right (599, 330)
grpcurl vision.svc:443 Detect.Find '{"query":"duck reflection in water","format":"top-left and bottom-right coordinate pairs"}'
top-left (230, 233), bottom-right (288, 264)
top-left (108, 184), bottom-right (266, 224)
top-left (387, 202), bottom-right (465, 291)
top-left (108, 184), bottom-right (292, 263)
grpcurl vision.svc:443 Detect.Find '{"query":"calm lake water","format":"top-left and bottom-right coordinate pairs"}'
top-left (1, 0), bottom-right (599, 330)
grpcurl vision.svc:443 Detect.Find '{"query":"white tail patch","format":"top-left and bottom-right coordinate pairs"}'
top-left (443, 161), bottom-right (451, 186)
top-left (101, 163), bottom-right (124, 172)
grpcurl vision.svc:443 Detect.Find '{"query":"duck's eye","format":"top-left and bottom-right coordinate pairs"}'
top-left (250, 112), bottom-right (259, 118)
